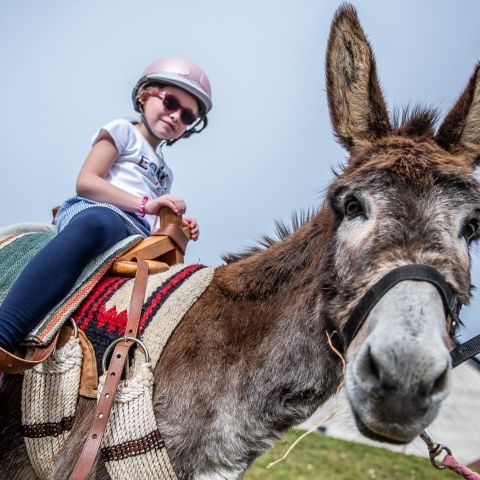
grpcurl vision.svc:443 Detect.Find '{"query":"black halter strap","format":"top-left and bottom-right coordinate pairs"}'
top-left (450, 334), bottom-right (480, 368)
top-left (341, 264), bottom-right (480, 367)
top-left (341, 264), bottom-right (461, 349)
top-left (338, 264), bottom-right (480, 370)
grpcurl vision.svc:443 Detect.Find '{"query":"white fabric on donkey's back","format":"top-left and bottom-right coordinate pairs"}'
top-left (0, 223), bottom-right (55, 241)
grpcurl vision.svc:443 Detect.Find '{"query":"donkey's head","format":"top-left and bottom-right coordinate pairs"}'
top-left (324, 5), bottom-right (480, 443)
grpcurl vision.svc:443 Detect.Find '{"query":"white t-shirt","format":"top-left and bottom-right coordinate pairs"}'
top-left (92, 119), bottom-right (173, 230)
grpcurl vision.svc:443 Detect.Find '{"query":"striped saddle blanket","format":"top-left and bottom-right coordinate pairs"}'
top-left (0, 223), bottom-right (142, 347)
top-left (73, 263), bottom-right (210, 373)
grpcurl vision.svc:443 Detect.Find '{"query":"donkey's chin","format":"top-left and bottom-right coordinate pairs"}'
top-left (347, 395), bottom-right (443, 444)
top-left (350, 409), bottom-right (425, 444)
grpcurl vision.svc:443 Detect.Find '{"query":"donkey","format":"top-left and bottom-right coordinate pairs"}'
top-left (1, 4), bottom-right (480, 479)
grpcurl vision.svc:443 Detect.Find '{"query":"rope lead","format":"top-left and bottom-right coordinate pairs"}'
top-left (420, 431), bottom-right (480, 479)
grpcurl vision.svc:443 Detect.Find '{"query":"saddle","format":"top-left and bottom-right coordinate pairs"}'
top-left (0, 207), bottom-right (190, 374)
top-left (0, 207), bottom-right (191, 480)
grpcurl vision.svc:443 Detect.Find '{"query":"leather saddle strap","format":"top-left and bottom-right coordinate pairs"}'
top-left (0, 331), bottom-right (60, 374)
top-left (152, 224), bottom-right (189, 254)
top-left (70, 260), bottom-right (149, 480)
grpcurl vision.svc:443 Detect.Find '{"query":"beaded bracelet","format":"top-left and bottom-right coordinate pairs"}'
top-left (139, 196), bottom-right (148, 218)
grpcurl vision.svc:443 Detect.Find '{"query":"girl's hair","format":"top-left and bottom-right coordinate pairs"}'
top-left (137, 83), bottom-right (208, 146)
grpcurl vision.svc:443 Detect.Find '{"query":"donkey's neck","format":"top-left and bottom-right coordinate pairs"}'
top-left (211, 207), bottom-right (341, 426)
top-left (216, 208), bottom-right (332, 300)
top-left (186, 208), bottom-right (342, 476)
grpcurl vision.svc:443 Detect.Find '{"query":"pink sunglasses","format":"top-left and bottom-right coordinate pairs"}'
top-left (152, 90), bottom-right (198, 126)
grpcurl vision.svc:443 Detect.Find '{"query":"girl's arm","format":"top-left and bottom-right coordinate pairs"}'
top-left (76, 138), bottom-right (185, 215)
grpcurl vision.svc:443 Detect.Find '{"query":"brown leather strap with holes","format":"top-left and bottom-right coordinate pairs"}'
top-left (152, 224), bottom-right (189, 254)
top-left (69, 260), bottom-right (149, 480)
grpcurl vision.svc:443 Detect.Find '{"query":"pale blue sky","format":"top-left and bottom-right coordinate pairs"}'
top-left (1, 0), bottom-right (480, 342)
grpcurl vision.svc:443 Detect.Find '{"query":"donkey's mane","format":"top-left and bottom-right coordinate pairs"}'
top-left (391, 105), bottom-right (440, 138)
top-left (222, 208), bottom-right (316, 264)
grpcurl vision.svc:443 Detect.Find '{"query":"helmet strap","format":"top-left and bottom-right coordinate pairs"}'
top-left (165, 116), bottom-right (208, 146)
top-left (138, 102), bottom-right (165, 143)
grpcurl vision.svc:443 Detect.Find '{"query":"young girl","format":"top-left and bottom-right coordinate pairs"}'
top-left (0, 56), bottom-right (212, 354)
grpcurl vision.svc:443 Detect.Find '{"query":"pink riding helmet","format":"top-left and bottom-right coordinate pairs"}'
top-left (132, 56), bottom-right (212, 115)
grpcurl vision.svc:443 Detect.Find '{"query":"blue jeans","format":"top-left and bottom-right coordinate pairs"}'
top-left (0, 208), bottom-right (131, 352)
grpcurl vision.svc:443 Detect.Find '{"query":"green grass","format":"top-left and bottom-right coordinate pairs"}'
top-left (245, 430), bottom-right (477, 480)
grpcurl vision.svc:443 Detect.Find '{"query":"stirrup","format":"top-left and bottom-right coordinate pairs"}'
top-left (0, 318), bottom-right (78, 374)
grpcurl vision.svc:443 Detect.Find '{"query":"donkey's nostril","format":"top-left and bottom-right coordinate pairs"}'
top-left (431, 367), bottom-right (449, 395)
top-left (418, 366), bottom-right (449, 397)
top-left (367, 347), bottom-right (380, 380)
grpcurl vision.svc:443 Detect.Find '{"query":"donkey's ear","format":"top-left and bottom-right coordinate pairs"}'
top-left (436, 64), bottom-right (480, 167)
top-left (326, 5), bottom-right (391, 153)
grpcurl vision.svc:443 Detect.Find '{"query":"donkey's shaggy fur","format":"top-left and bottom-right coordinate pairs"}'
top-left (2, 5), bottom-right (480, 479)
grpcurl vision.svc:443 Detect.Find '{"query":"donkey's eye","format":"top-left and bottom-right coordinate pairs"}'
top-left (462, 219), bottom-right (479, 243)
top-left (344, 196), bottom-right (364, 219)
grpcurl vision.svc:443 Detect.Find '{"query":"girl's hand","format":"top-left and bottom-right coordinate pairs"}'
top-left (183, 215), bottom-right (200, 241)
top-left (145, 195), bottom-right (186, 215)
